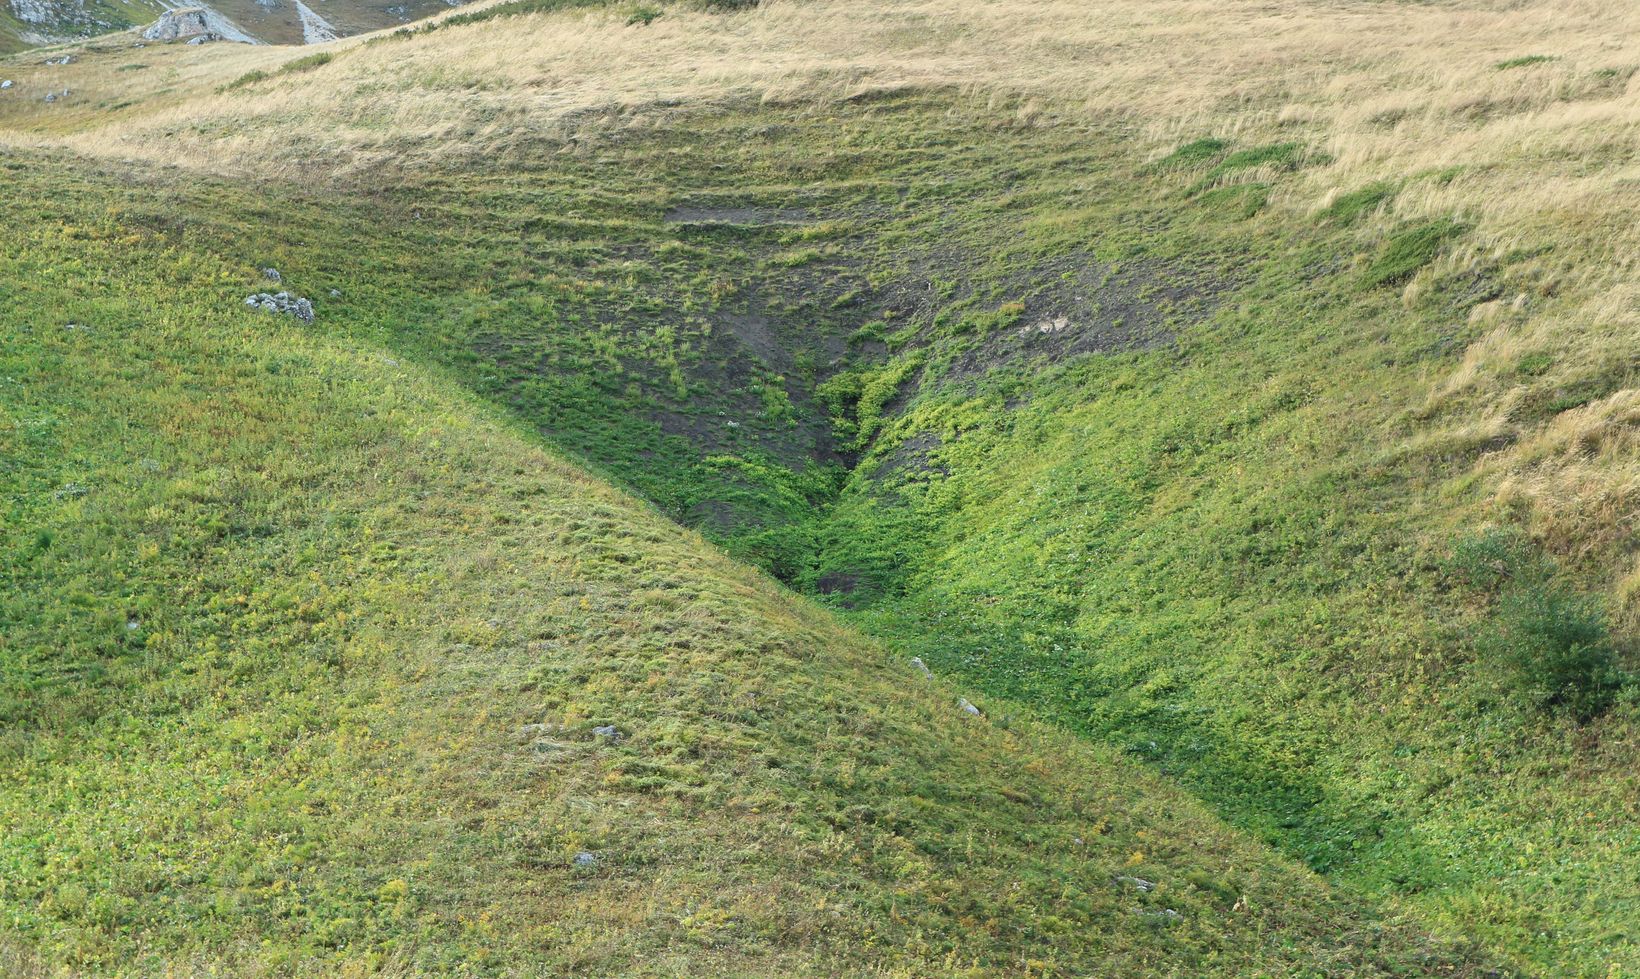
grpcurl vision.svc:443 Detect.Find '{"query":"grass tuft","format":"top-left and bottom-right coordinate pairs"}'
top-left (1494, 54), bottom-right (1558, 70)
top-left (1360, 218), bottom-right (1464, 287)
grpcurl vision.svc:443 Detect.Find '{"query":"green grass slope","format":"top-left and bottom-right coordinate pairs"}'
top-left (3, 6), bottom-right (1638, 973)
top-left (0, 155), bottom-right (1501, 976)
top-left (0, 85), bottom-right (1629, 974)
top-left (801, 127), bottom-right (1640, 976)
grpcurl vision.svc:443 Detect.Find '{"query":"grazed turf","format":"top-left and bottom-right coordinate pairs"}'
top-left (0, 138), bottom-right (1516, 977)
top-left (2, 83), bottom-right (1634, 976)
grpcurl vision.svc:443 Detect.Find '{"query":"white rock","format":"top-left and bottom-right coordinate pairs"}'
top-left (243, 291), bottom-right (315, 324)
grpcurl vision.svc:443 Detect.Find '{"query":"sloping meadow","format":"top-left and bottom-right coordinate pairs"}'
top-left (0, 154), bottom-right (1514, 975)
top-left (2, 0), bottom-right (1639, 973)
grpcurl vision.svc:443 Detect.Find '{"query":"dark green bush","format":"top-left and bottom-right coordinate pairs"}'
top-left (1447, 527), bottom-right (1542, 593)
top-left (1184, 143), bottom-right (1313, 196)
top-left (1449, 529), bottom-right (1624, 720)
top-left (1514, 351), bottom-right (1555, 377)
top-left (1484, 586), bottom-right (1621, 720)
top-left (1207, 142), bottom-right (1306, 178)
top-left (1197, 182), bottom-right (1269, 219)
top-left (223, 53), bottom-right (334, 92)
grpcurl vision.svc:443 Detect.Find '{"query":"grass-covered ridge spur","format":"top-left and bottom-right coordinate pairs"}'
top-left (3, 0), bottom-right (1639, 975)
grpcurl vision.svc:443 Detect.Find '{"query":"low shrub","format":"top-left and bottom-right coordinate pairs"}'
top-left (222, 54), bottom-right (334, 93)
top-left (1484, 586), bottom-right (1621, 720)
top-left (222, 69), bottom-right (269, 91)
top-left (281, 52), bottom-right (334, 74)
top-left (1447, 527), bottom-right (1543, 593)
top-left (1450, 529), bottom-right (1625, 720)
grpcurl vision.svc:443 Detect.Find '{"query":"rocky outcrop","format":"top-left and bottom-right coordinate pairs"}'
top-left (141, 6), bottom-right (258, 44)
top-left (8, 0), bottom-right (129, 38)
top-left (244, 292), bottom-right (315, 324)
top-left (8, 0), bottom-right (61, 26)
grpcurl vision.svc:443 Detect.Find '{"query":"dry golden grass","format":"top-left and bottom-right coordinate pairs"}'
top-left (3, 0), bottom-right (1636, 600)
top-left (0, 0), bottom-right (1632, 192)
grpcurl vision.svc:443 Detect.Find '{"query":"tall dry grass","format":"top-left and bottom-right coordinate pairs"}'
top-left (2, 0), bottom-right (1634, 193)
top-left (1, 0), bottom-right (1636, 613)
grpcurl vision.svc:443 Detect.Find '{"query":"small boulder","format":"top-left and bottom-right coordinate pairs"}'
top-left (959, 698), bottom-right (982, 717)
top-left (1, 81), bottom-right (13, 90)
top-left (1116, 875), bottom-right (1156, 893)
top-left (593, 725), bottom-right (623, 741)
top-left (514, 722), bottom-right (555, 744)
top-left (261, 267), bottom-right (281, 282)
top-left (243, 291), bottom-right (315, 324)
top-left (572, 851), bottom-right (598, 868)
top-left (909, 657), bottom-right (932, 679)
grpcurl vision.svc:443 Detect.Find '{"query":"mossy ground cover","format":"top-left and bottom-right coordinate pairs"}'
top-left (2, 89), bottom-right (1633, 975)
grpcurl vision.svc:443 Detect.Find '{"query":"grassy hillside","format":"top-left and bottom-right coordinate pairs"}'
top-left (0, 0), bottom-right (160, 54)
top-left (0, 155), bottom-right (1501, 977)
top-left (2, 0), bottom-right (1638, 974)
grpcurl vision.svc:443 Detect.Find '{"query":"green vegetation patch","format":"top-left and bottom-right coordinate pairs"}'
top-left (1196, 182), bottom-right (1269, 220)
top-left (1195, 141), bottom-right (1309, 185)
top-left (1360, 217), bottom-right (1465, 287)
top-left (1449, 529), bottom-right (1626, 719)
top-left (1495, 54), bottom-right (1558, 70)
top-left (1320, 181), bottom-right (1396, 225)
top-left (224, 52), bottom-right (337, 92)
top-left (1149, 137), bottom-right (1229, 171)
